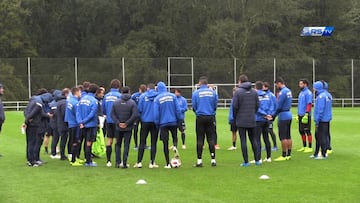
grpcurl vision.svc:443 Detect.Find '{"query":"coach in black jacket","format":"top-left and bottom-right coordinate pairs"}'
top-left (57, 89), bottom-right (70, 160)
top-left (24, 93), bottom-right (53, 166)
top-left (111, 86), bottom-right (138, 168)
top-left (232, 75), bottom-right (260, 167)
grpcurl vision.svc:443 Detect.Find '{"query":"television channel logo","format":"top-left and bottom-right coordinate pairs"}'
top-left (300, 27), bottom-right (334, 37)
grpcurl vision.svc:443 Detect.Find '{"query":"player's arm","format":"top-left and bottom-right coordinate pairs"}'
top-left (82, 100), bottom-right (98, 124)
top-left (191, 92), bottom-right (197, 112)
top-left (126, 101), bottom-right (139, 126)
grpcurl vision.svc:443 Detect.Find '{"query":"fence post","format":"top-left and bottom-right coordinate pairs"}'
top-left (74, 57), bottom-right (78, 86)
top-left (122, 57), bottom-right (125, 86)
top-left (273, 58), bottom-right (276, 93)
top-left (17, 102), bottom-right (19, 111)
top-left (351, 59), bottom-right (354, 108)
top-left (27, 57), bottom-right (31, 99)
top-left (233, 57), bottom-right (237, 85)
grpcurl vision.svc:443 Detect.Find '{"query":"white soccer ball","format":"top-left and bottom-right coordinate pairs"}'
top-left (170, 158), bottom-right (181, 168)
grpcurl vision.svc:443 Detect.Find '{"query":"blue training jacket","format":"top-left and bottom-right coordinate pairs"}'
top-left (265, 90), bottom-right (277, 115)
top-left (76, 93), bottom-right (98, 128)
top-left (192, 85), bottom-right (218, 116)
top-left (256, 90), bottom-right (273, 122)
top-left (228, 100), bottom-right (234, 124)
top-left (313, 81), bottom-right (332, 125)
top-left (176, 95), bottom-right (187, 120)
top-left (154, 82), bottom-right (181, 127)
top-left (102, 88), bottom-right (121, 124)
top-left (65, 95), bottom-right (79, 128)
top-left (131, 92), bottom-right (142, 105)
top-left (298, 86), bottom-right (313, 116)
top-left (138, 89), bottom-right (158, 123)
top-left (275, 86), bottom-right (292, 120)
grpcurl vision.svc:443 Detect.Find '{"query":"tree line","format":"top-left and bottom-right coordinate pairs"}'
top-left (0, 0), bottom-right (359, 100)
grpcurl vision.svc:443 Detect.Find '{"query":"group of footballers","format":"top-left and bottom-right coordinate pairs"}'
top-left (229, 75), bottom-right (333, 167)
top-left (22, 79), bottom-right (188, 168)
top-left (1, 73), bottom-right (332, 168)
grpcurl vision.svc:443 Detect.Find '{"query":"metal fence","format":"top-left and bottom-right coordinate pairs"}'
top-left (0, 57), bottom-right (359, 106)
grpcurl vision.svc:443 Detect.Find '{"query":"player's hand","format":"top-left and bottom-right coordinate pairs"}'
top-left (119, 123), bottom-right (127, 129)
top-left (80, 123), bottom-right (84, 129)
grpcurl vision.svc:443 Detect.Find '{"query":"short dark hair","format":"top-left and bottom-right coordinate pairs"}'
top-left (275, 77), bottom-right (285, 84)
top-left (239, 74), bottom-right (248, 83)
top-left (121, 86), bottom-right (130, 94)
top-left (263, 82), bottom-right (270, 88)
top-left (147, 83), bottom-right (155, 89)
top-left (299, 79), bottom-right (309, 86)
top-left (36, 88), bottom-right (48, 95)
top-left (255, 81), bottom-right (264, 90)
top-left (175, 88), bottom-right (182, 94)
top-left (82, 81), bottom-right (90, 90)
top-left (88, 83), bottom-right (99, 94)
top-left (199, 76), bottom-right (208, 85)
top-left (62, 88), bottom-right (70, 96)
top-left (77, 85), bottom-right (83, 91)
top-left (139, 84), bottom-right (146, 93)
top-left (110, 79), bottom-right (121, 89)
top-left (71, 87), bottom-right (80, 95)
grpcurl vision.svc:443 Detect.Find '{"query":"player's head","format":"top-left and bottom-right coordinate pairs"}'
top-left (175, 88), bottom-right (182, 96)
top-left (263, 82), bottom-right (270, 91)
top-left (82, 81), bottom-right (90, 92)
top-left (62, 88), bottom-right (70, 97)
top-left (0, 83), bottom-right (4, 96)
top-left (36, 88), bottom-right (48, 95)
top-left (275, 77), bottom-right (285, 89)
top-left (88, 83), bottom-right (99, 94)
top-left (255, 81), bottom-right (264, 90)
top-left (199, 76), bottom-right (208, 85)
top-left (239, 74), bottom-right (248, 84)
top-left (96, 86), bottom-right (105, 98)
top-left (299, 79), bottom-right (309, 89)
top-left (121, 86), bottom-right (131, 94)
top-left (147, 83), bottom-right (155, 90)
top-left (71, 87), bottom-right (81, 98)
top-left (110, 79), bottom-right (121, 89)
top-left (139, 84), bottom-right (146, 93)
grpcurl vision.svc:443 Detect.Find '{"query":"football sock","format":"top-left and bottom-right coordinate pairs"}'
top-left (301, 135), bottom-right (306, 147)
top-left (282, 151), bottom-right (286, 157)
top-left (106, 146), bottom-right (112, 162)
top-left (232, 142), bottom-right (236, 147)
top-left (71, 145), bottom-right (78, 163)
top-left (85, 146), bottom-right (92, 164)
top-left (308, 135), bottom-right (312, 148)
top-left (181, 133), bottom-right (185, 145)
top-left (197, 159), bottom-right (202, 164)
top-left (211, 159), bottom-right (216, 163)
top-left (287, 149), bottom-right (292, 156)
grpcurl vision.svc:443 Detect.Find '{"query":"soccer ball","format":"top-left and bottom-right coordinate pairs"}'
top-left (170, 158), bottom-right (181, 168)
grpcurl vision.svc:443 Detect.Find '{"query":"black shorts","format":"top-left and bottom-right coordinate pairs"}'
top-left (278, 119), bottom-right (292, 140)
top-left (83, 127), bottom-right (97, 142)
top-left (230, 122), bottom-right (237, 132)
top-left (69, 127), bottom-right (80, 143)
top-left (45, 126), bottom-right (53, 137)
top-left (178, 120), bottom-right (186, 132)
top-left (298, 116), bottom-right (311, 132)
top-left (106, 123), bottom-right (117, 138)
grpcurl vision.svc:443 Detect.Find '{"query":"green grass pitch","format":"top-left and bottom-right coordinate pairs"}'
top-left (0, 108), bottom-right (359, 203)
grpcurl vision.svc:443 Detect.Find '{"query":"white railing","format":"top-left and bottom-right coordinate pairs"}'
top-left (3, 98), bottom-right (360, 111)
